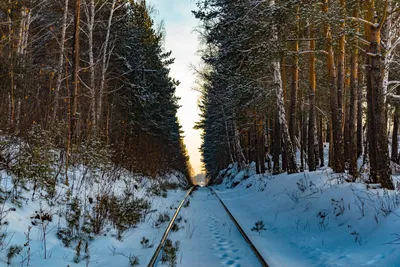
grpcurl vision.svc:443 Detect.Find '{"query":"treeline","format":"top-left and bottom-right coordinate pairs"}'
top-left (194, 0), bottom-right (400, 189)
top-left (0, 0), bottom-right (192, 178)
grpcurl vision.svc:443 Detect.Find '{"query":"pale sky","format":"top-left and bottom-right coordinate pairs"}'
top-left (148, 0), bottom-right (203, 175)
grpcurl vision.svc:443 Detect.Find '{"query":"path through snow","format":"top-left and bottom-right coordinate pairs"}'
top-left (160, 187), bottom-right (261, 267)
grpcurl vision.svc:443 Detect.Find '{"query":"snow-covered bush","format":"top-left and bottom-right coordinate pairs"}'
top-left (140, 237), bottom-right (153, 248)
top-left (171, 222), bottom-right (181, 232)
top-left (148, 183), bottom-right (168, 198)
top-left (155, 212), bottom-right (170, 227)
top-left (251, 220), bottom-right (266, 235)
top-left (183, 198), bottom-right (190, 208)
top-left (108, 195), bottom-right (151, 240)
top-left (6, 244), bottom-right (22, 266)
top-left (6, 126), bottom-right (61, 200)
top-left (161, 239), bottom-right (180, 267)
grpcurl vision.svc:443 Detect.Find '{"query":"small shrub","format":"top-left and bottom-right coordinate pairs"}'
top-left (317, 211), bottom-right (329, 231)
top-left (148, 184), bottom-right (168, 198)
top-left (377, 189), bottom-right (400, 217)
top-left (331, 198), bottom-right (345, 217)
top-left (351, 231), bottom-right (362, 245)
top-left (161, 239), bottom-right (180, 267)
top-left (285, 189), bottom-right (301, 203)
top-left (66, 197), bottom-right (81, 233)
top-left (7, 245), bottom-right (23, 265)
top-left (155, 212), bottom-right (170, 227)
top-left (129, 254), bottom-right (140, 266)
top-left (140, 237), bottom-right (153, 248)
top-left (297, 178), bottom-right (308, 192)
top-left (108, 196), bottom-right (151, 240)
top-left (171, 222), bottom-right (181, 232)
top-left (83, 242), bottom-right (90, 266)
top-left (73, 240), bottom-right (82, 263)
top-left (183, 199), bottom-right (190, 208)
top-left (56, 227), bottom-right (73, 247)
top-left (251, 220), bottom-right (266, 235)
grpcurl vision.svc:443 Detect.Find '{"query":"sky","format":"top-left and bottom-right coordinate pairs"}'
top-left (147, 0), bottom-right (203, 175)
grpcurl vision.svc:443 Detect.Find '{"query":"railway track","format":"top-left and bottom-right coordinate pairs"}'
top-left (147, 186), bottom-right (196, 267)
top-left (148, 186), bottom-right (269, 267)
top-left (209, 187), bottom-right (269, 267)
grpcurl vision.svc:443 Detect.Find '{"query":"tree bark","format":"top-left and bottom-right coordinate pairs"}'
top-left (319, 117), bottom-right (325, 167)
top-left (308, 23), bottom-right (317, 171)
top-left (273, 110), bottom-right (281, 174)
top-left (8, 0), bottom-right (15, 132)
top-left (392, 102), bottom-right (399, 163)
top-left (53, 0), bottom-right (69, 123)
top-left (324, 0), bottom-right (344, 173)
top-left (71, 0), bottom-right (81, 142)
top-left (348, 4), bottom-right (359, 178)
top-left (87, 0), bottom-right (96, 133)
top-left (274, 58), bottom-right (298, 174)
top-left (289, 8), bottom-right (299, 149)
top-left (357, 71), bottom-right (363, 157)
top-left (98, 0), bottom-right (117, 131)
top-left (233, 118), bottom-right (246, 170)
top-left (365, 0), bottom-right (393, 189)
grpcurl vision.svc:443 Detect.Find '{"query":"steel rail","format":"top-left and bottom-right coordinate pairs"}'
top-left (147, 186), bottom-right (196, 267)
top-left (209, 187), bottom-right (269, 267)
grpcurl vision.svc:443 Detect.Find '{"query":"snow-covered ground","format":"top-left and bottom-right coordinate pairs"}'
top-left (213, 168), bottom-right (400, 266)
top-left (161, 187), bottom-right (261, 267)
top-left (3, 140), bottom-right (400, 267)
top-left (0, 167), bottom-right (189, 267)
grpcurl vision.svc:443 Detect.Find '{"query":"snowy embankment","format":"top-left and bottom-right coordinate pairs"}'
top-left (213, 165), bottom-right (400, 266)
top-left (0, 166), bottom-right (189, 267)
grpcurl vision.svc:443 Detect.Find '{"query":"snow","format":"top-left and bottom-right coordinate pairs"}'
top-left (0, 168), bottom-right (188, 267)
top-left (4, 141), bottom-right (400, 266)
top-left (159, 187), bottom-right (261, 267)
top-left (213, 166), bottom-right (400, 266)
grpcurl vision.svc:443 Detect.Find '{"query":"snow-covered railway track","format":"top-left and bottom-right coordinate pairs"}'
top-left (209, 187), bottom-right (269, 267)
top-left (147, 186), bottom-right (196, 267)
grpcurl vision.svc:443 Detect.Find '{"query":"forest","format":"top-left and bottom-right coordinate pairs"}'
top-left (1, 0), bottom-right (400, 265)
top-left (0, 1), bottom-right (195, 266)
top-left (0, 0), bottom-right (192, 179)
top-left (194, 0), bottom-right (400, 189)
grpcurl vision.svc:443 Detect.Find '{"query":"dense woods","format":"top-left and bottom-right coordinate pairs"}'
top-left (0, 0), bottom-right (192, 178)
top-left (194, 0), bottom-right (400, 189)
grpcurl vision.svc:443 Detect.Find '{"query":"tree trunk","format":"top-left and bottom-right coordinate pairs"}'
top-left (392, 102), bottom-right (399, 162)
top-left (365, 0), bottom-right (393, 189)
top-left (300, 84), bottom-right (306, 171)
top-left (324, 0), bottom-right (344, 173)
top-left (357, 71), bottom-right (363, 157)
top-left (382, 0), bottom-right (393, 100)
top-left (273, 110), bottom-right (281, 174)
top-left (87, 0), bottom-right (96, 133)
top-left (319, 117), bottom-right (325, 167)
top-left (268, 0), bottom-right (298, 174)
top-left (53, 0), bottom-right (69, 123)
top-left (348, 4), bottom-right (359, 178)
top-left (222, 106), bottom-right (234, 164)
top-left (98, 0), bottom-right (117, 131)
top-left (338, 0), bottom-right (346, 138)
top-left (258, 116), bottom-right (266, 173)
top-left (8, 0), bottom-right (15, 132)
top-left (274, 58), bottom-right (298, 174)
top-left (308, 24), bottom-right (317, 171)
top-left (289, 9), bottom-right (299, 148)
top-left (233, 119), bottom-right (246, 170)
top-left (71, 0), bottom-right (81, 142)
